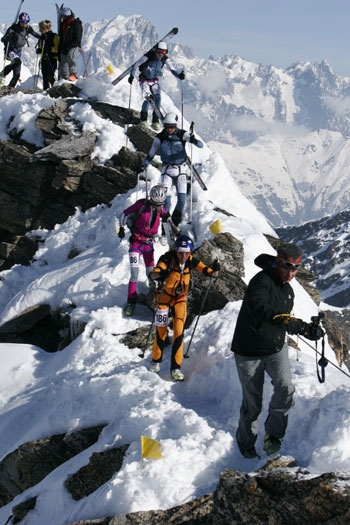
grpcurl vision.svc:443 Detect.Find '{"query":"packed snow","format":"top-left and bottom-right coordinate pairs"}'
top-left (0, 72), bottom-right (349, 525)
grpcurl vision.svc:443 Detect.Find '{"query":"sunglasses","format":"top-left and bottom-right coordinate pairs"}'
top-left (281, 259), bottom-right (301, 270)
top-left (156, 49), bottom-right (167, 55)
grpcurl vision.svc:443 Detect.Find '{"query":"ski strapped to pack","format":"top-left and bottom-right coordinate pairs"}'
top-left (111, 27), bottom-right (178, 86)
top-left (146, 89), bottom-right (208, 191)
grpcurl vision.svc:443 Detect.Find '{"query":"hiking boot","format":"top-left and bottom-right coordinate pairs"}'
top-left (124, 303), bottom-right (135, 316)
top-left (263, 434), bottom-right (281, 455)
top-left (152, 121), bottom-right (161, 131)
top-left (171, 369), bottom-right (184, 381)
top-left (241, 447), bottom-right (261, 459)
top-left (149, 361), bottom-right (160, 373)
top-left (68, 73), bottom-right (77, 81)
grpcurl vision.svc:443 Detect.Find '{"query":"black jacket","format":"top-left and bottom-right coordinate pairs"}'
top-left (231, 253), bottom-right (295, 356)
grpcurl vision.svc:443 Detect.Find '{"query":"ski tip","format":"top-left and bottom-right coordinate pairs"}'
top-left (173, 27), bottom-right (179, 34)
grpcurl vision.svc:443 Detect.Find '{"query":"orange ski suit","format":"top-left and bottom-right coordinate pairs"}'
top-left (151, 250), bottom-right (214, 370)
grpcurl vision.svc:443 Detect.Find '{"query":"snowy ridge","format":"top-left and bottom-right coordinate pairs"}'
top-left (0, 16), bottom-right (349, 524)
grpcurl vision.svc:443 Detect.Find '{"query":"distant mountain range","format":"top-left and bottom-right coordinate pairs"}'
top-left (1, 14), bottom-right (350, 226)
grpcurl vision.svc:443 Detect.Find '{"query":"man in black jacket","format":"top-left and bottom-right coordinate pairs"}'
top-left (58, 6), bottom-right (82, 81)
top-left (231, 243), bottom-right (323, 458)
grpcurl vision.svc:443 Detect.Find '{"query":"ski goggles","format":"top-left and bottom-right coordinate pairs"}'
top-left (281, 259), bottom-right (302, 270)
top-left (156, 49), bottom-right (167, 55)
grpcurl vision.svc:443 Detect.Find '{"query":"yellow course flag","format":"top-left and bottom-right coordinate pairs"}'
top-left (209, 219), bottom-right (222, 235)
top-left (141, 435), bottom-right (162, 460)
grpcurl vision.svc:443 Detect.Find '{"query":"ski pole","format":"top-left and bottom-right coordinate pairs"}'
top-left (189, 121), bottom-right (194, 223)
top-left (181, 79), bottom-right (184, 130)
top-left (125, 82), bottom-right (132, 148)
top-left (139, 283), bottom-right (166, 358)
top-left (184, 274), bottom-right (215, 358)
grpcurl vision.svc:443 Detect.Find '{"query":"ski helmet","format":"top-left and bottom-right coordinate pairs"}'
top-left (156, 41), bottom-right (168, 54)
top-left (175, 235), bottom-right (194, 253)
top-left (18, 12), bottom-right (30, 24)
top-left (60, 6), bottom-right (72, 16)
top-left (150, 185), bottom-right (167, 205)
top-left (163, 112), bottom-right (178, 127)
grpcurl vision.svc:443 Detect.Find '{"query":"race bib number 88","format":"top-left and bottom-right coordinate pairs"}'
top-left (155, 307), bottom-right (169, 327)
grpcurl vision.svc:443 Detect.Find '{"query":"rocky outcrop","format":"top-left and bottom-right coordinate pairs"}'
top-left (2, 446), bottom-right (348, 524)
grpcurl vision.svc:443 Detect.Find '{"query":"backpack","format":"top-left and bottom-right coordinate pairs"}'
top-left (125, 203), bottom-right (147, 231)
top-left (139, 50), bottom-right (167, 76)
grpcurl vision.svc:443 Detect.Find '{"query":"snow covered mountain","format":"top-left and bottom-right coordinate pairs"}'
top-left (2, 13), bottom-right (350, 228)
top-left (0, 14), bottom-right (349, 524)
top-left (0, 75), bottom-right (349, 524)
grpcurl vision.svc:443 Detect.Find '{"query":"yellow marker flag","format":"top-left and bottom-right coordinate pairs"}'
top-left (141, 435), bottom-right (162, 460)
top-left (106, 64), bottom-right (114, 74)
top-left (209, 219), bottom-right (222, 235)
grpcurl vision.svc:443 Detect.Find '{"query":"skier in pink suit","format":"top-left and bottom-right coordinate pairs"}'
top-left (118, 186), bottom-right (170, 316)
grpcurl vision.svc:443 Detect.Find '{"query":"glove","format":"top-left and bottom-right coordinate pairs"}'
top-left (285, 318), bottom-right (307, 335)
top-left (118, 226), bottom-right (125, 239)
top-left (212, 260), bottom-right (221, 272)
top-left (128, 74), bottom-right (134, 84)
top-left (158, 269), bottom-right (170, 282)
top-left (303, 322), bottom-right (325, 341)
top-left (178, 70), bottom-right (185, 80)
top-left (190, 135), bottom-right (203, 148)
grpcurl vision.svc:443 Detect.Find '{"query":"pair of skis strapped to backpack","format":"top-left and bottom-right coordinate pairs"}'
top-left (111, 27), bottom-right (179, 86)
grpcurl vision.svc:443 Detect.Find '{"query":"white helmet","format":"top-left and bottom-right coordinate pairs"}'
top-left (150, 185), bottom-right (167, 205)
top-left (163, 112), bottom-right (178, 127)
top-left (157, 41), bottom-right (168, 52)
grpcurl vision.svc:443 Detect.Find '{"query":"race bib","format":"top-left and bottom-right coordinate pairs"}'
top-left (129, 251), bottom-right (139, 267)
top-left (155, 307), bottom-right (169, 327)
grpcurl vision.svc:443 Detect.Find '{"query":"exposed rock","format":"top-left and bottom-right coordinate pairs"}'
top-left (0, 425), bottom-right (106, 508)
top-left (65, 444), bottom-right (130, 500)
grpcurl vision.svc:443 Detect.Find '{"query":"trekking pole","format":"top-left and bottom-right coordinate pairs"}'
top-left (189, 121), bottom-right (194, 223)
top-left (139, 283), bottom-right (166, 358)
top-left (181, 80), bottom-right (184, 130)
top-left (184, 275), bottom-right (215, 358)
top-left (125, 82), bottom-right (132, 148)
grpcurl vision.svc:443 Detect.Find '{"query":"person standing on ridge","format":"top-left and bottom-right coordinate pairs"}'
top-left (1, 12), bottom-right (40, 88)
top-left (58, 6), bottom-right (82, 81)
top-left (143, 112), bottom-right (203, 227)
top-left (148, 235), bottom-right (220, 381)
top-left (118, 185), bottom-right (177, 317)
top-left (37, 20), bottom-right (60, 89)
top-left (231, 243), bottom-right (324, 459)
top-left (128, 41), bottom-right (185, 130)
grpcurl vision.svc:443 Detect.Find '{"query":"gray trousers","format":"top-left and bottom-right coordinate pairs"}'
top-left (235, 344), bottom-right (295, 452)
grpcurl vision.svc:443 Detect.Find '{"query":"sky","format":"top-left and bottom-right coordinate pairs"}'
top-left (1, 0), bottom-right (350, 76)
top-left (0, 75), bottom-right (349, 524)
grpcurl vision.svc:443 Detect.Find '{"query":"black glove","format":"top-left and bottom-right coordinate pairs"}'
top-left (118, 226), bottom-right (125, 239)
top-left (178, 71), bottom-right (185, 80)
top-left (212, 259), bottom-right (221, 272)
top-left (285, 318), bottom-right (307, 335)
top-left (128, 74), bottom-right (134, 84)
top-left (158, 269), bottom-right (170, 282)
top-left (303, 322), bottom-right (325, 341)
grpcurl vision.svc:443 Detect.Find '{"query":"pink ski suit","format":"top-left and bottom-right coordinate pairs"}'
top-left (120, 198), bottom-right (168, 304)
